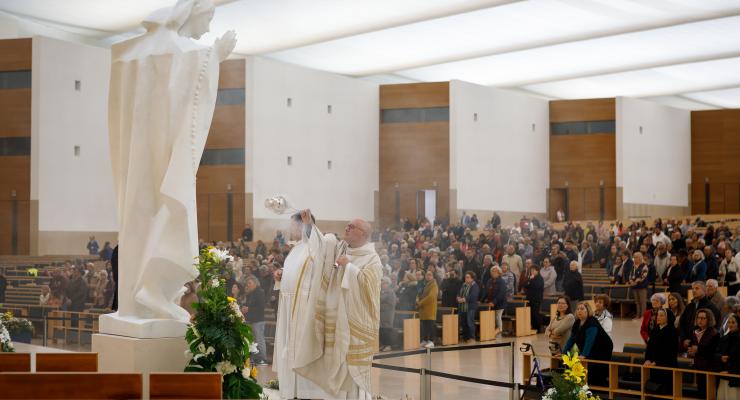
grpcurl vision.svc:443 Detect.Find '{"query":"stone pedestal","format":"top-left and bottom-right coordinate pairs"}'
top-left (92, 333), bottom-right (190, 399)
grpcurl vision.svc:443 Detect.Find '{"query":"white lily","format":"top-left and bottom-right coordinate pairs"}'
top-left (205, 346), bottom-right (215, 355)
top-left (249, 341), bottom-right (259, 354)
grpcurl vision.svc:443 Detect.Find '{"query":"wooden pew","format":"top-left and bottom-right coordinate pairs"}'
top-left (0, 353), bottom-right (31, 372)
top-left (477, 304), bottom-right (498, 342)
top-left (150, 372), bottom-right (221, 400)
top-left (439, 307), bottom-right (459, 345)
top-left (36, 353), bottom-right (98, 372)
top-left (0, 373), bottom-right (142, 399)
top-left (396, 310), bottom-right (420, 350)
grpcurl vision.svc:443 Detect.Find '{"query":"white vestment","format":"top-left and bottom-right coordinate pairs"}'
top-left (273, 241), bottom-right (335, 399)
top-left (292, 225), bottom-right (382, 399)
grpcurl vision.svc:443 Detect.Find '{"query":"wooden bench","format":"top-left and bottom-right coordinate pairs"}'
top-left (437, 307), bottom-right (458, 345)
top-left (0, 373), bottom-right (142, 399)
top-left (36, 353), bottom-right (98, 372)
top-left (150, 372), bottom-right (221, 399)
top-left (0, 353), bottom-right (31, 372)
top-left (395, 310), bottom-right (420, 350)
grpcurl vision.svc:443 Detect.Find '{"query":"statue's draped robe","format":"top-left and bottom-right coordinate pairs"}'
top-left (293, 225), bottom-right (382, 399)
top-left (108, 20), bottom-right (220, 321)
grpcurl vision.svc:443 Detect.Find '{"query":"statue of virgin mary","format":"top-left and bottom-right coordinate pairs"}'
top-left (102, 0), bottom-right (236, 338)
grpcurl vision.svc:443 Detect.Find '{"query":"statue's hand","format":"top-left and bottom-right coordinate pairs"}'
top-left (215, 30), bottom-right (237, 61)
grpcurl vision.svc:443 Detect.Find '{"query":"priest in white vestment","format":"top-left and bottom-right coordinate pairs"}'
top-left (273, 212), bottom-right (334, 399)
top-left (291, 211), bottom-right (383, 400)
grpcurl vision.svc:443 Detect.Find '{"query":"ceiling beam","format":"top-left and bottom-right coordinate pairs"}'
top-left (352, 10), bottom-right (740, 77)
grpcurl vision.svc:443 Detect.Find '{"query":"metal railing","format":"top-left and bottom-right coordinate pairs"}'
top-left (372, 341), bottom-right (518, 400)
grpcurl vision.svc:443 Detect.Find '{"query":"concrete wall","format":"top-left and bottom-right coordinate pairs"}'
top-left (246, 56), bottom-right (378, 238)
top-left (616, 96), bottom-right (691, 218)
top-left (32, 36), bottom-right (117, 254)
top-left (449, 80), bottom-right (549, 225)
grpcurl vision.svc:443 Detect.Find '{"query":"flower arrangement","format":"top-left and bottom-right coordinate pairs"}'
top-left (184, 247), bottom-right (263, 399)
top-left (541, 352), bottom-right (600, 400)
top-left (1, 312), bottom-right (33, 337)
top-left (0, 318), bottom-right (13, 352)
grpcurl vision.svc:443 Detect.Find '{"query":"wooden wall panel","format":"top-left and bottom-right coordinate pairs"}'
top-left (550, 134), bottom-right (615, 189)
top-left (208, 193), bottom-right (228, 242)
top-left (380, 82), bottom-right (449, 109)
top-left (196, 166), bottom-right (244, 194)
top-left (0, 89), bottom-right (31, 136)
top-left (0, 156), bottom-right (30, 200)
top-left (196, 194), bottom-right (209, 241)
top-left (724, 183), bottom-right (740, 213)
top-left (548, 189), bottom-right (566, 221)
top-left (0, 38), bottom-right (32, 71)
top-left (603, 187), bottom-right (617, 220)
top-left (379, 120), bottom-right (449, 228)
top-left (218, 59), bottom-right (245, 89)
top-left (584, 187), bottom-right (601, 221)
top-left (567, 188), bottom-right (586, 221)
top-left (206, 104), bottom-right (245, 149)
top-left (549, 98), bottom-right (615, 122)
top-left (691, 109), bottom-right (740, 214)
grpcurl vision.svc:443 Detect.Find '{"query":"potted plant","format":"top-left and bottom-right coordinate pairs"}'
top-left (1, 312), bottom-right (33, 344)
top-left (541, 351), bottom-right (601, 400)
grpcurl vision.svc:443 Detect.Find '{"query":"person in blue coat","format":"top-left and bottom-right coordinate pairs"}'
top-left (688, 249), bottom-right (707, 282)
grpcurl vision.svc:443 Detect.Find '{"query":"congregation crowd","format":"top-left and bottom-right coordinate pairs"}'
top-left (188, 214), bottom-right (740, 396)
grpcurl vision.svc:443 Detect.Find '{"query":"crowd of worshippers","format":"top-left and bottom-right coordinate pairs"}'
top-left (0, 261), bottom-right (115, 311)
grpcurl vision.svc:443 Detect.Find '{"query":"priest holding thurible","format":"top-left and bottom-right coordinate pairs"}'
top-left (273, 209), bottom-right (382, 400)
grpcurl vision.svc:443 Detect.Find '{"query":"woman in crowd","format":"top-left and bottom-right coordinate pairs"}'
top-left (641, 293), bottom-right (666, 343)
top-left (579, 240), bottom-right (594, 266)
top-left (441, 268), bottom-right (462, 308)
top-left (417, 270), bottom-right (438, 348)
top-left (524, 265), bottom-right (544, 332)
top-left (457, 271), bottom-right (480, 344)
top-left (609, 254), bottom-right (624, 284)
top-left (500, 262), bottom-right (516, 300)
top-left (716, 314), bottom-right (740, 399)
top-left (39, 285), bottom-right (51, 305)
top-left (720, 248), bottom-right (740, 296)
top-left (688, 249), bottom-right (707, 283)
top-left (545, 296), bottom-right (575, 356)
top-left (686, 308), bottom-right (720, 396)
top-left (485, 266), bottom-right (507, 339)
top-left (563, 301), bottom-right (614, 387)
top-left (593, 294), bottom-right (613, 335)
top-left (644, 308), bottom-right (679, 393)
top-left (397, 262), bottom-right (419, 311)
top-left (663, 255), bottom-right (685, 293)
top-left (540, 257), bottom-right (557, 296)
top-left (668, 292), bottom-right (686, 329)
top-left (94, 270), bottom-right (109, 308)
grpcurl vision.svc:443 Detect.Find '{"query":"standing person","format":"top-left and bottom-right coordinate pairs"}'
top-left (550, 244), bottom-right (568, 292)
top-left (441, 269), bottom-right (462, 308)
top-left (688, 249), bottom-right (707, 283)
top-left (716, 315), bottom-right (740, 399)
top-left (643, 308), bottom-right (679, 394)
top-left (485, 266), bottom-right (507, 339)
top-left (593, 294), bottom-right (613, 335)
top-left (720, 249), bottom-right (740, 296)
top-left (100, 241), bottom-right (114, 261)
top-left (640, 293), bottom-right (666, 343)
top-left (65, 267), bottom-right (89, 332)
top-left (379, 277), bottom-right (397, 352)
top-left (707, 279), bottom-right (726, 311)
top-left (545, 296), bottom-right (575, 356)
top-left (524, 265), bottom-right (544, 332)
top-left (242, 224), bottom-right (253, 242)
top-left (457, 271), bottom-right (480, 344)
top-left (86, 236), bottom-right (99, 256)
top-left (563, 261), bottom-right (584, 310)
top-left (502, 245), bottom-right (523, 278)
top-left (629, 252), bottom-right (650, 321)
top-left (663, 255), bottom-right (684, 294)
top-left (680, 281), bottom-right (721, 344)
top-left (540, 258), bottom-right (557, 296)
top-left (686, 309), bottom-right (720, 396)
top-left (293, 212), bottom-right (383, 399)
top-left (242, 276), bottom-right (267, 366)
top-left (500, 262), bottom-right (517, 300)
top-left (563, 301), bottom-right (613, 387)
top-left (417, 270), bottom-right (438, 348)
top-left (668, 292), bottom-right (686, 329)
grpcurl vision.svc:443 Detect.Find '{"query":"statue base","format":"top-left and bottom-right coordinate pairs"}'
top-left (92, 333), bottom-right (190, 399)
top-left (99, 312), bottom-right (188, 339)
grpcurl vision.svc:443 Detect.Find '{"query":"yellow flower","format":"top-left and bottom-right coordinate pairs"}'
top-left (250, 366), bottom-right (258, 379)
top-left (227, 297), bottom-right (236, 303)
top-left (562, 351), bottom-right (579, 368)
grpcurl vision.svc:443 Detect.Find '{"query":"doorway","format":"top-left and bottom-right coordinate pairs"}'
top-left (416, 190), bottom-right (436, 223)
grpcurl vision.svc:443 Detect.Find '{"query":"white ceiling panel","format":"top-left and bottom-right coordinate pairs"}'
top-left (642, 96), bottom-right (719, 110)
top-left (683, 87), bottom-right (740, 109)
top-left (266, 0), bottom-right (740, 76)
top-left (394, 15), bottom-right (740, 86)
top-left (522, 57), bottom-right (740, 99)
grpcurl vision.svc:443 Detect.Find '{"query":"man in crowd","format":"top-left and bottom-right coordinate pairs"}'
top-left (502, 244), bottom-right (523, 277)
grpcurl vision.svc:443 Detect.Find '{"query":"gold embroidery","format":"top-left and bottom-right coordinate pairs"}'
top-left (291, 255), bottom-right (314, 318)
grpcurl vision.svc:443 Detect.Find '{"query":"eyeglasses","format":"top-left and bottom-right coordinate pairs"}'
top-left (696, 316), bottom-right (707, 320)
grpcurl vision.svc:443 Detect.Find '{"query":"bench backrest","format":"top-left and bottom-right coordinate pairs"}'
top-left (0, 373), bottom-right (142, 399)
top-left (149, 372), bottom-right (222, 400)
top-left (36, 353), bottom-right (98, 372)
top-left (0, 353), bottom-right (31, 372)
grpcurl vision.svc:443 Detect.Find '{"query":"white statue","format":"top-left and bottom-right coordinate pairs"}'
top-left (102, 0), bottom-right (236, 338)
